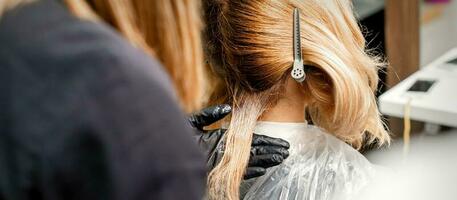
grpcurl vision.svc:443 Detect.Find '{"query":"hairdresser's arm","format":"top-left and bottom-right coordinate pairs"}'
top-left (189, 105), bottom-right (290, 179)
top-left (45, 53), bottom-right (206, 200)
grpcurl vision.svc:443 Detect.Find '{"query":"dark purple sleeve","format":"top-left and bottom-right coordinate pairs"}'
top-left (42, 43), bottom-right (207, 200)
top-left (1, 1), bottom-right (206, 198)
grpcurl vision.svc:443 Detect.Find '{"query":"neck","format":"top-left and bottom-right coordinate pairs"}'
top-left (259, 78), bottom-right (306, 123)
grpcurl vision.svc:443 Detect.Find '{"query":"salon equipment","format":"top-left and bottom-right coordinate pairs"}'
top-left (291, 8), bottom-right (306, 82)
top-left (379, 48), bottom-right (457, 128)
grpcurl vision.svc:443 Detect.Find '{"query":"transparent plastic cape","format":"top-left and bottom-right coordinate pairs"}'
top-left (241, 122), bottom-right (376, 200)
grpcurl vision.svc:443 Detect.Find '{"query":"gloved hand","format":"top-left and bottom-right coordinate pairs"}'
top-left (189, 104), bottom-right (290, 179)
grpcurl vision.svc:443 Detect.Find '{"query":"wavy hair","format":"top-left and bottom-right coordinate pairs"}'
top-left (203, 0), bottom-right (390, 199)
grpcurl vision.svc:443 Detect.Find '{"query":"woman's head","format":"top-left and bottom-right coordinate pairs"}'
top-left (65, 0), bottom-right (206, 113)
top-left (204, 0), bottom-right (390, 199)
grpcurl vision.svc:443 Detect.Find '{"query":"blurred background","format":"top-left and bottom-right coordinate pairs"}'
top-left (354, 0), bottom-right (457, 198)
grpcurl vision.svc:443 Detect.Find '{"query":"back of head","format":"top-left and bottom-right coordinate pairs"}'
top-left (203, 0), bottom-right (390, 199)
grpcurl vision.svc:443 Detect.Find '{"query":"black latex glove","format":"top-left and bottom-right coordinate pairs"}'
top-left (189, 104), bottom-right (290, 179)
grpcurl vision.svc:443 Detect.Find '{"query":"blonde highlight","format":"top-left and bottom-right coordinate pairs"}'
top-left (208, 91), bottom-right (272, 199)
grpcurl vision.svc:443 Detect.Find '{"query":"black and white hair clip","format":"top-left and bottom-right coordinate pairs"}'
top-left (291, 8), bottom-right (306, 82)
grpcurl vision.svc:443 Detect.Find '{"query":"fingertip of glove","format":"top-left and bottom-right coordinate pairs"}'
top-left (244, 167), bottom-right (266, 180)
top-left (272, 154), bottom-right (284, 163)
top-left (281, 149), bottom-right (290, 158)
top-left (272, 139), bottom-right (291, 149)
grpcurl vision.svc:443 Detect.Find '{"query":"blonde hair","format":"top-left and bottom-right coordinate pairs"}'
top-left (203, 0), bottom-right (390, 199)
top-left (131, 0), bottom-right (207, 113)
top-left (0, 0), bottom-right (205, 113)
top-left (67, 0), bottom-right (207, 113)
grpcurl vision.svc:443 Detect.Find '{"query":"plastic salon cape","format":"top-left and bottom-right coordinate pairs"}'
top-left (242, 122), bottom-right (376, 200)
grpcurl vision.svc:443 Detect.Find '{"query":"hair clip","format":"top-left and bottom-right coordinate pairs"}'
top-left (291, 8), bottom-right (306, 82)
